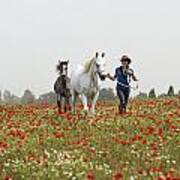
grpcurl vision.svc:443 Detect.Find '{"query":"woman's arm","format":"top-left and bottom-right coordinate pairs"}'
top-left (107, 73), bottom-right (116, 81)
top-left (132, 74), bottom-right (138, 81)
top-left (127, 68), bottom-right (139, 81)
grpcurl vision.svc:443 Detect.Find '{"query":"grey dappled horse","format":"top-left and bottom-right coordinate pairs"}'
top-left (54, 60), bottom-right (71, 113)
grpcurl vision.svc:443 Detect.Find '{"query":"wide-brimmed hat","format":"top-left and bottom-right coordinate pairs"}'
top-left (120, 55), bottom-right (132, 64)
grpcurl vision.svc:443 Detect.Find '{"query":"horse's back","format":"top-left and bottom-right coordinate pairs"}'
top-left (71, 64), bottom-right (84, 77)
top-left (71, 64), bottom-right (93, 94)
top-left (70, 64), bottom-right (84, 88)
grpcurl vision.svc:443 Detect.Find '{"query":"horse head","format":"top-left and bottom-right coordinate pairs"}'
top-left (94, 52), bottom-right (107, 81)
top-left (56, 60), bottom-right (69, 76)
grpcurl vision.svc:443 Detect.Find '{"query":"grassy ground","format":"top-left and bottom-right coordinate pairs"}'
top-left (0, 97), bottom-right (179, 180)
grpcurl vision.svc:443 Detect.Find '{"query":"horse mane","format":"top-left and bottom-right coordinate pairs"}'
top-left (83, 57), bottom-right (96, 73)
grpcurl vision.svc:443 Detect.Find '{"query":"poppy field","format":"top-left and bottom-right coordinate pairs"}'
top-left (0, 97), bottom-right (179, 180)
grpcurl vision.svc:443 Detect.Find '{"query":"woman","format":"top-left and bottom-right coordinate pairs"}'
top-left (107, 55), bottom-right (138, 114)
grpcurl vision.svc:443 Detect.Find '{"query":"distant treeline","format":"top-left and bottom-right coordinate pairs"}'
top-left (0, 86), bottom-right (179, 104)
top-left (136, 86), bottom-right (180, 99)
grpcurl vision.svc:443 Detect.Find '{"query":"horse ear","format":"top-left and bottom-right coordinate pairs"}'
top-left (67, 60), bottom-right (69, 64)
top-left (102, 52), bottom-right (105, 58)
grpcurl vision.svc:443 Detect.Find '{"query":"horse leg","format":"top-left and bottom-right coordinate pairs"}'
top-left (64, 96), bottom-right (71, 112)
top-left (57, 94), bottom-right (62, 113)
top-left (72, 90), bottom-right (78, 113)
top-left (91, 91), bottom-right (99, 114)
top-left (64, 97), bottom-right (67, 113)
top-left (65, 97), bottom-right (71, 112)
top-left (81, 94), bottom-right (88, 112)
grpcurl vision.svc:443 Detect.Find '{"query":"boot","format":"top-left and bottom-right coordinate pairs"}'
top-left (118, 105), bottom-right (123, 114)
top-left (122, 105), bottom-right (127, 114)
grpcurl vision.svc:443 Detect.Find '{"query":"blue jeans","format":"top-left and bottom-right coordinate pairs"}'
top-left (116, 87), bottom-right (130, 113)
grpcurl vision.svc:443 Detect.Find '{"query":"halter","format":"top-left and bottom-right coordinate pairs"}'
top-left (95, 62), bottom-right (106, 80)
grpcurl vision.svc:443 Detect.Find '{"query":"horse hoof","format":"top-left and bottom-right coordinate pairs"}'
top-left (84, 110), bottom-right (88, 116)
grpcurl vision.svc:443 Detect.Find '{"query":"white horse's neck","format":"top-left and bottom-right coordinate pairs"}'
top-left (87, 60), bottom-right (99, 86)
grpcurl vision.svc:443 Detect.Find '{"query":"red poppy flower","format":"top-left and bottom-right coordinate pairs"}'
top-left (113, 172), bottom-right (123, 180)
top-left (87, 170), bottom-right (94, 180)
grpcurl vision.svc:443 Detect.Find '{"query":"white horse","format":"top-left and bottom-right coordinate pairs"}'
top-left (70, 52), bottom-right (107, 114)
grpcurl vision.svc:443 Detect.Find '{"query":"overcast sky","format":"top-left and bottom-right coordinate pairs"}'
top-left (0, 0), bottom-right (179, 97)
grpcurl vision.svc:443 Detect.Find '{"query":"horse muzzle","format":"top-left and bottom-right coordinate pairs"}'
top-left (98, 72), bottom-right (107, 81)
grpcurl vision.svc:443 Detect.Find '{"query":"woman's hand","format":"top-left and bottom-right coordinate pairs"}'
top-left (106, 73), bottom-right (111, 78)
top-left (132, 75), bottom-right (139, 81)
top-left (106, 73), bottom-right (115, 81)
